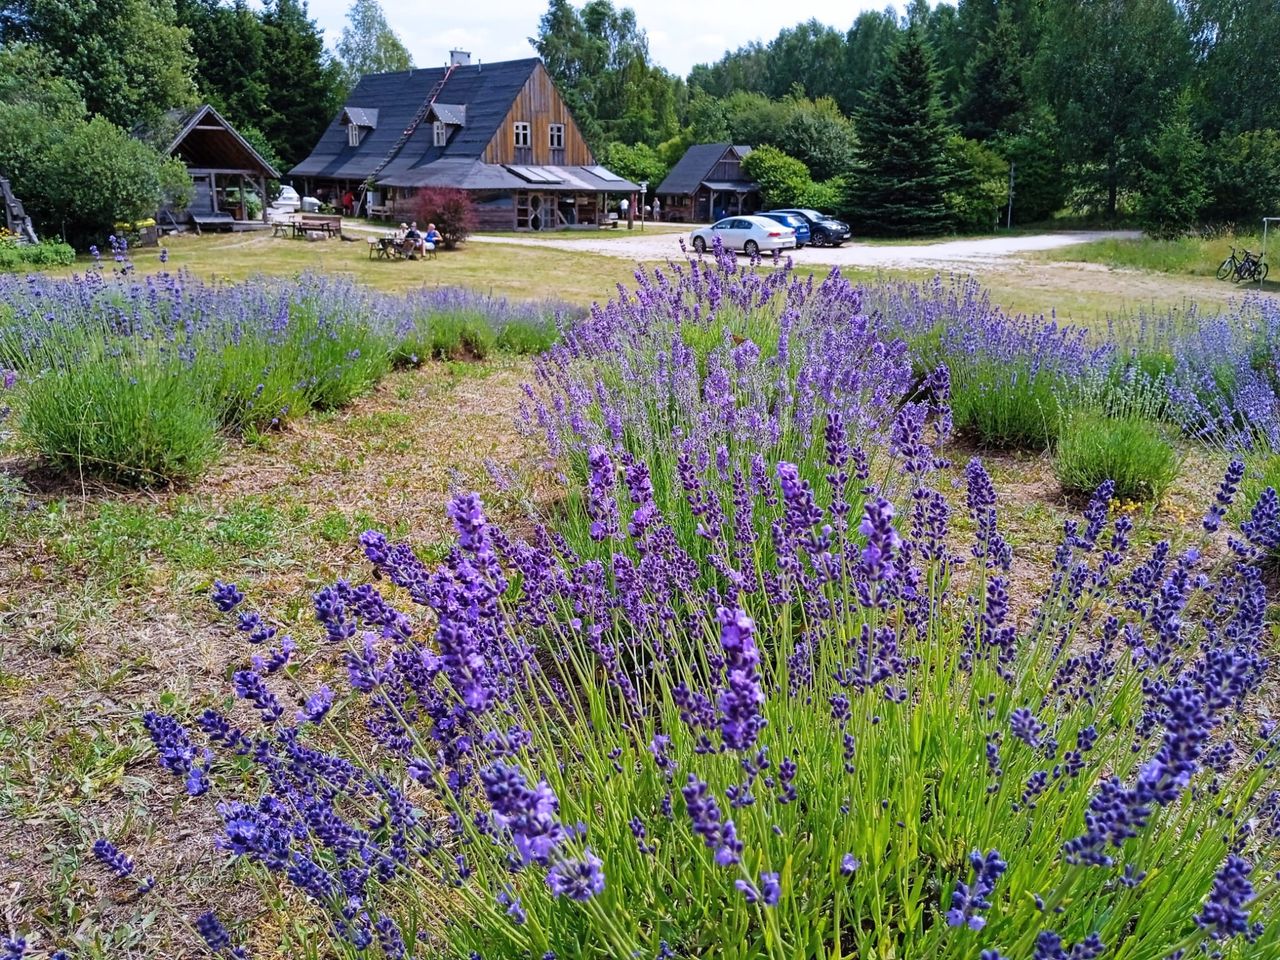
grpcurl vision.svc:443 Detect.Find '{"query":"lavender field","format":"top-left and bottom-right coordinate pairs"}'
top-left (3, 243), bottom-right (1280, 959)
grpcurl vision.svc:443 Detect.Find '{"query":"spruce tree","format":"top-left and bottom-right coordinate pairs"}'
top-left (844, 27), bottom-right (955, 236)
top-left (956, 7), bottom-right (1027, 141)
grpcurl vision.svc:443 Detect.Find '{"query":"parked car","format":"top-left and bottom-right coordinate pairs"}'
top-left (757, 211), bottom-right (810, 249)
top-left (771, 208), bottom-right (850, 247)
top-left (689, 215), bottom-right (796, 256)
top-left (272, 185), bottom-right (301, 212)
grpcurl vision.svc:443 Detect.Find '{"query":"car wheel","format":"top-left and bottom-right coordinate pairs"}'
top-left (795, 243), bottom-right (805, 250)
top-left (744, 240), bottom-right (759, 257)
top-left (693, 236), bottom-right (706, 254)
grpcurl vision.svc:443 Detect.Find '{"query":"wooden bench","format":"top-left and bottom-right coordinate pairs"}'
top-left (292, 214), bottom-right (342, 238)
top-left (598, 213), bottom-right (620, 230)
top-left (368, 204), bottom-right (393, 220)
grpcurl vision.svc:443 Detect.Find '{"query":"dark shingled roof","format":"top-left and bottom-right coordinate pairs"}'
top-left (291, 58), bottom-right (541, 182)
top-left (656, 143), bottom-right (754, 196)
top-left (342, 107), bottom-right (379, 128)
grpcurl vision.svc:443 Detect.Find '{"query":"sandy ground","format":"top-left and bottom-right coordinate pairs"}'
top-left (465, 228), bottom-right (1143, 269)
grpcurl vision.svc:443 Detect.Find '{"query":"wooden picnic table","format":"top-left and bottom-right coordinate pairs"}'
top-left (368, 235), bottom-right (405, 260)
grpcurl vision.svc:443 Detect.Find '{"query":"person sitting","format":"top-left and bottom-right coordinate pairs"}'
top-left (423, 222), bottom-right (443, 258)
top-left (404, 221), bottom-right (426, 259)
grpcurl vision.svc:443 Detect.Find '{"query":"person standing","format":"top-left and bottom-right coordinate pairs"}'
top-left (619, 196), bottom-right (629, 220)
top-left (651, 197), bottom-right (661, 222)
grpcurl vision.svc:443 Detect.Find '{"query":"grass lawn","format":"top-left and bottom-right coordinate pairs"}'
top-left (1035, 228), bottom-right (1280, 294)
top-left (47, 231), bottom-right (647, 305)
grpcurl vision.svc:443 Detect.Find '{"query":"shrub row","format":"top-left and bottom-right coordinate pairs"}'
top-left (0, 250), bottom-right (569, 485)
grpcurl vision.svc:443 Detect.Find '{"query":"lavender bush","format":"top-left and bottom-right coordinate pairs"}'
top-left (0, 241), bottom-right (569, 483)
top-left (126, 438), bottom-right (1279, 960)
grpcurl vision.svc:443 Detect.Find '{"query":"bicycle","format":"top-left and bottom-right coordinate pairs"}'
top-left (1216, 245), bottom-right (1269, 283)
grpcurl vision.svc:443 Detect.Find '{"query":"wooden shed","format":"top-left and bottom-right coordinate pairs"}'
top-left (162, 104), bottom-right (280, 231)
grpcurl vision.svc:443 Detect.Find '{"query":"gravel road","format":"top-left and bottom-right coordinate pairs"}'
top-left (469, 229), bottom-right (1141, 270)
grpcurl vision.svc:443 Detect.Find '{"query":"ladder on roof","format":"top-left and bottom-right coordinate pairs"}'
top-left (358, 63), bottom-right (458, 216)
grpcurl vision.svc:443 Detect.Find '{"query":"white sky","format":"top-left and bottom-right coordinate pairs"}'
top-left (297, 1), bottom-right (895, 78)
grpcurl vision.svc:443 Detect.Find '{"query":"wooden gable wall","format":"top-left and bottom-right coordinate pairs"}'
top-left (483, 62), bottom-right (594, 167)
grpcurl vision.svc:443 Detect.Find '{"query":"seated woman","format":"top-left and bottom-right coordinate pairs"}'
top-left (423, 223), bottom-right (443, 257)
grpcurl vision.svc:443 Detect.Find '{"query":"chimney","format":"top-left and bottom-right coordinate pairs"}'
top-left (449, 50), bottom-right (472, 66)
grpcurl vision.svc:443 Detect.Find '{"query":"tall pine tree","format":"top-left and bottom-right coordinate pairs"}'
top-left (956, 7), bottom-right (1027, 141)
top-left (843, 27), bottom-right (955, 236)
top-left (259, 0), bottom-right (343, 168)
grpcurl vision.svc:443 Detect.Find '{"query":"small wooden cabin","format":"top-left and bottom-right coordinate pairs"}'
top-left (291, 52), bottom-right (637, 230)
top-left (161, 104), bottom-right (280, 231)
top-left (655, 144), bottom-right (759, 223)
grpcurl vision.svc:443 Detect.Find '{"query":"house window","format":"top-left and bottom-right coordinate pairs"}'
top-left (513, 122), bottom-right (531, 148)
top-left (347, 124), bottom-right (361, 148)
top-left (433, 121), bottom-right (447, 147)
top-left (549, 124), bottom-right (564, 149)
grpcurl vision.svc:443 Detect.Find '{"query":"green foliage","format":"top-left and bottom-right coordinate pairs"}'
top-left (1137, 97), bottom-right (1209, 239)
top-left (1035, 0), bottom-right (1190, 218)
top-left (955, 6), bottom-right (1028, 141)
top-left (950, 362), bottom-right (1060, 449)
top-left (1055, 365), bottom-right (1181, 502)
top-left (777, 94), bottom-right (857, 181)
top-left (844, 27), bottom-right (956, 236)
top-left (798, 177), bottom-right (844, 212)
top-left (0, 240), bottom-right (75, 270)
top-left (336, 0), bottom-right (413, 91)
top-left (1203, 129), bottom-right (1280, 227)
top-left (14, 0), bottom-right (197, 128)
top-left (945, 135), bottom-right (1009, 232)
top-left (176, 0), bottom-right (269, 139)
top-left (257, 0), bottom-right (346, 167)
top-left (1055, 410), bottom-right (1180, 501)
top-left (740, 145), bottom-right (812, 210)
top-left (993, 110), bottom-right (1067, 224)
top-left (0, 42), bottom-right (192, 247)
top-left (533, 0), bottom-right (682, 149)
top-left (18, 351), bottom-right (222, 487)
top-left (598, 142), bottom-right (668, 190)
top-left (1185, 0), bottom-right (1280, 138)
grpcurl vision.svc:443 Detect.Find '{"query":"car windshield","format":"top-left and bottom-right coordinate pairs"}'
top-left (793, 209), bottom-right (822, 220)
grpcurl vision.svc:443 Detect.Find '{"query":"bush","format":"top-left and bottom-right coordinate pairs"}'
top-left (19, 352), bottom-right (221, 486)
top-left (740, 144), bottom-right (813, 210)
top-left (1204, 129), bottom-right (1280, 227)
top-left (599, 141), bottom-right (669, 189)
top-left (946, 135), bottom-right (1009, 232)
top-left (992, 110), bottom-right (1067, 225)
top-left (413, 187), bottom-right (477, 250)
top-left (1136, 98), bottom-right (1208, 240)
top-left (1055, 410), bottom-right (1180, 501)
top-left (0, 239), bottom-right (76, 270)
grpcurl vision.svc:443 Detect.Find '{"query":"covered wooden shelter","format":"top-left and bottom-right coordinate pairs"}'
top-left (162, 104), bottom-right (279, 231)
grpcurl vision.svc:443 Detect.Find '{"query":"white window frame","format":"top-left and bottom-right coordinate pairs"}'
top-left (347, 123), bottom-right (360, 148)
top-left (433, 121), bottom-right (447, 147)
top-left (513, 121), bottom-right (531, 148)
top-left (548, 123), bottom-right (565, 150)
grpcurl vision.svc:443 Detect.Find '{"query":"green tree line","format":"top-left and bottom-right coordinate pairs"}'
top-left (537, 0), bottom-right (1280, 236)
top-left (0, 0), bottom-right (407, 244)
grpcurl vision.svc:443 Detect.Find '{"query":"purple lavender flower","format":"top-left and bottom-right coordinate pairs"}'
top-left (232, 669), bottom-right (284, 724)
top-left (545, 850), bottom-right (605, 901)
top-left (211, 581), bottom-right (244, 612)
top-left (297, 685), bottom-right (334, 724)
top-left (1204, 459), bottom-right (1246, 533)
top-left (1196, 854), bottom-right (1257, 940)
top-left (482, 762), bottom-right (567, 865)
top-left (945, 849), bottom-right (1007, 930)
top-left (92, 838), bottom-right (135, 879)
top-left (841, 853), bottom-right (860, 875)
top-left (142, 712), bottom-right (209, 795)
top-left (716, 606), bottom-right (765, 752)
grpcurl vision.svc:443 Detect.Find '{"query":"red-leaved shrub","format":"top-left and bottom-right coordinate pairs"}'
top-left (413, 187), bottom-right (477, 250)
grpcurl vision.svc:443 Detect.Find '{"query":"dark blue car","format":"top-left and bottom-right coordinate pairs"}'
top-left (757, 211), bottom-right (810, 249)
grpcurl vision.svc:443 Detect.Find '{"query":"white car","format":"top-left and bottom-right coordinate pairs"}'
top-left (690, 216), bottom-right (796, 256)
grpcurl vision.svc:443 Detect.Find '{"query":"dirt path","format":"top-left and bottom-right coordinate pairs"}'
top-left (467, 228), bottom-right (1142, 269)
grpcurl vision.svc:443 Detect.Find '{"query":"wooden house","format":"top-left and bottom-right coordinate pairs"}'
top-left (655, 144), bottom-right (759, 223)
top-left (158, 104), bottom-right (280, 231)
top-left (291, 52), bottom-right (637, 230)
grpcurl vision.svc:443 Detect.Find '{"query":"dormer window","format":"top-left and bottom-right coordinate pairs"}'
top-left (433, 121), bottom-right (447, 147)
top-left (513, 122), bottom-right (531, 148)
top-left (347, 124), bottom-right (361, 148)
top-left (549, 124), bottom-right (564, 149)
